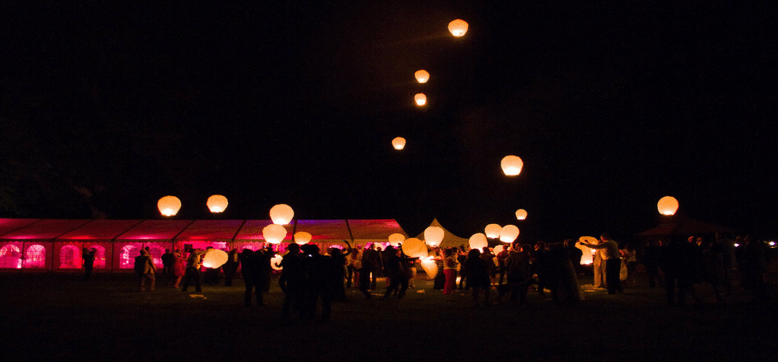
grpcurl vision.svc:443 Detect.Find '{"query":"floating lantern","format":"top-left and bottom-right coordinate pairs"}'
top-left (294, 231), bottom-right (312, 245)
top-left (657, 196), bottom-right (679, 216)
top-left (157, 196), bottom-right (182, 217)
top-left (500, 225), bottom-right (520, 243)
top-left (206, 195), bottom-right (228, 213)
top-left (392, 137), bottom-right (406, 150)
top-left (469, 233), bottom-right (488, 250)
top-left (420, 256), bottom-right (439, 279)
top-left (415, 69), bottom-right (430, 83)
top-left (262, 224), bottom-right (287, 244)
top-left (494, 245), bottom-right (505, 255)
top-left (501, 155), bottom-right (524, 176)
top-left (448, 19), bottom-right (469, 37)
top-left (202, 249), bottom-right (228, 269)
top-left (515, 209), bottom-right (527, 220)
top-left (414, 93), bottom-right (427, 106)
top-left (269, 204), bottom-right (294, 225)
top-left (484, 224), bottom-right (502, 239)
top-left (402, 238), bottom-right (428, 258)
top-left (424, 226), bottom-right (445, 247)
top-left (388, 233), bottom-right (406, 247)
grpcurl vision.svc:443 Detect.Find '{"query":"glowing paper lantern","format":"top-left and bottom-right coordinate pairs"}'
top-left (515, 209), bottom-right (527, 220)
top-left (269, 204), bottom-right (294, 225)
top-left (424, 226), bottom-right (445, 247)
top-left (206, 194), bottom-right (228, 213)
top-left (157, 196), bottom-right (182, 217)
top-left (414, 93), bottom-right (427, 106)
top-left (657, 196), bottom-right (679, 216)
top-left (484, 224), bottom-right (502, 239)
top-left (494, 245), bottom-right (505, 255)
top-left (294, 231), bottom-right (312, 245)
top-left (415, 69), bottom-right (430, 83)
top-left (501, 155), bottom-right (524, 176)
top-left (420, 256), bottom-right (439, 280)
top-left (577, 236), bottom-right (599, 265)
top-left (271, 254), bottom-right (283, 271)
top-left (392, 137), bottom-right (406, 150)
top-left (499, 225), bottom-right (520, 243)
top-left (448, 19), bottom-right (469, 37)
top-left (469, 233), bottom-right (488, 250)
top-left (402, 238), bottom-right (428, 258)
top-left (202, 249), bottom-right (228, 269)
top-left (262, 224), bottom-right (287, 244)
top-left (388, 233), bottom-right (406, 247)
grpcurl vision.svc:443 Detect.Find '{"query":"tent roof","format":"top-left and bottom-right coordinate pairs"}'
top-left (115, 220), bottom-right (194, 241)
top-left (637, 217), bottom-right (737, 237)
top-left (295, 220), bottom-right (351, 241)
top-left (176, 219), bottom-right (244, 242)
top-left (415, 218), bottom-right (469, 249)
top-left (348, 219), bottom-right (407, 240)
top-left (57, 219), bottom-right (143, 240)
top-left (0, 219), bottom-right (92, 240)
top-left (0, 218), bottom-right (42, 237)
top-left (233, 220), bottom-right (293, 241)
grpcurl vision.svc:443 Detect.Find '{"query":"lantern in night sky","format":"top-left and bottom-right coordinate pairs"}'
top-left (501, 155), bottom-right (524, 176)
top-left (206, 195), bottom-right (228, 213)
top-left (500, 225), bottom-right (520, 243)
top-left (202, 248), bottom-right (228, 269)
top-left (269, 204), bottom-right (294, 225)
top-left (388, 233), bottom-right (406, 246)
top-left (515, 209), bottom-right (527, 220)
top-left (294, 231), bottom-right (312, 245)
top-left (157, 196), bottom-right (182, 217)
top-left (448, 19), bottom-right (469, 37)
top-left (415, 69), bottom-right (430, 83)
top-left (469, 233), bottom-right (488, 250)
top-left (392, 137), bottom-right (406, 150)
top-left (657, 196), bottom-right (679, 216)
top-left (424, 226), bottom-right (444, 247)
top-left (484, 224), bottom-right (502, 239)
top-left (414, 93), bottom-right (427, 106)
top-left (262, 224), bottom-right (287, 244)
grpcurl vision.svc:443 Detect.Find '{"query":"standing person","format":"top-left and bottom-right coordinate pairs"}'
top-left (181, 249), bottom-right (204, 293)
top-left (463, 249), bottom-right (491, 308)
top-left (643, 240), bottom-right (664, 288)
top-left (82, 248), bottom-right (95, 281)
top-left (134, 249), bottom-right (157, 292)
top-left (300, 244), bottom-right (334, 321)
top-left (382, 246), bottom-right (409, 299)
top-left (279, 243), bottom-right (304, 319)
top-left (362, 243), bottom-right (382, 291)
top-left (203, 247), bottom-right (221, 285)
top-left (623, 243), bottom-right (638, 285)
top-left (223, 248), bottom-right (240, 287)
top-left (481, 247), bottom-right (496, 284)
top-left (564, 239), bottom-right (583, 276)
top-left (161, 249), bottom-right (174, 279)
top-left (496, 245), bottom-right (510, 286)
top-left (581, 234), bottom-right (623, 294)
top-left (457, 246), bottom-right (468, 290)
top-left (500, 243), bottom-right (533, 303)
top-left (172, 249), bottom-right (186, 289)
top-left (443, 248), bottom-right (459, 295)
top-left (329, 244), bottom-right (351, 301)
top-left (591, 239), bottom-right (607, 289)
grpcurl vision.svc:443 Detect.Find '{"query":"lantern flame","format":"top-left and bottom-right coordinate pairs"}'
top-left (206, 194), bottom-right (228, 213)
top-left (448, 19), bottom-right (469, 37)
top-left (657, 196), bottom-right (679, 216)
top-left (501, 155), bottom-right (524, 176)
top-left (414, 93), bottom-right (427, 106)
top-left (515, 209), bottom-right (528, 220)
top-left (392, 137), bottom-right (406, 150)
top-left (415, 70), bottom-right (430, 83)
top-left (157, 196), bottom-right (182, 217)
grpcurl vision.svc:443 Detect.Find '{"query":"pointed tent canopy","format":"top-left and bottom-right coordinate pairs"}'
top-left (637, 217), bottom-right (736, 238)
top-left (415, 218), bottom-right (469, 250)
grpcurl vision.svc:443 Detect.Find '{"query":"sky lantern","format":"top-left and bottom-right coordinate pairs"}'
top-left (484, 224), bottom-right (502, 239)
top-left (424, 226), bottom-right (445, 247)
top-left (494, 245), bottom-right (505, 255)
top-left (388, 233), bottom-right (406, 246)
top-left (501, 155), bottom-right (524, 176)
top-left (414, 93), bottom-right (427, 106)
top-left (415, 69), bottom-right (430, 83)
top-left (206, 194), bottom-right (228, 213)
top-left (499, 224), bottom-right (520, 243)
top-left (294, 231), bottom-right (312, 245)
top-left (402, 238), bottom-right (428, 258)
top-left (448, 19), bottom-right (469, 37)
top-left (420, 256), bottom-right (439, 279)
top-left (392, 137), bottom-right (406, 150)
top-left (515, 209), bottom-right (527, 220)
top-left (577, 236), bottom-right (598, 265)
top-left (157, 196), bottom-right (182, 217)
top-left (657, 196), bottom-right (679, 216)
top-left (202, 248), bottom-right (228, 269)
top-left (269, 204), bottom-right (294, 225)
top-left (262, 224), bottom-right (287, 244)
top-left (469, 233), bottom-right (488, 250)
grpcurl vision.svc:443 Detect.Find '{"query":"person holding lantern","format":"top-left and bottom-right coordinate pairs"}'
top-left (181, 249), bottom-right (205, 293)
top-left (172, 249), bottom-right (186, 289)
top-left (463, 248), bottom-right (491, 308)
top-left (134, 249), bottom-right (157, 292)
top-left (580, 234), bottom-right (623, 294)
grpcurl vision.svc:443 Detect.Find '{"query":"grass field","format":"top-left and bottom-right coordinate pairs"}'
top-left (1, 271), bottom-right (776, 362)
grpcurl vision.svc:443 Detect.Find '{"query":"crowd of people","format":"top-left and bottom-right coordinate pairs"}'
top-left (94, 231), bottom-right (772, 321)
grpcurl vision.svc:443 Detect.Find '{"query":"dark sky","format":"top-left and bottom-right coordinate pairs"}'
top-left (2, 1), bottom-right (777, 241)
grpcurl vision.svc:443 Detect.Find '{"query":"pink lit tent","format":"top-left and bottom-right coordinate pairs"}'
top-left (233, 220), bottom-right (294, 253)
top-left (0, 219), bottom-right (92, 271)
top-left (294, 220), bottom-right (352, 251)
top-left (175, 219), bottom-right (245, 253)
top-left (114, 220), bottom-right (195, 270)
top-left (347, 219), bottom-right (409, 247)
top-left (55, 219), bottom-right (144, 272)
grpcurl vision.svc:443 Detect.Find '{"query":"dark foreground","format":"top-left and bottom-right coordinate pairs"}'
top-left (1, 272), bottom-right (776, 362)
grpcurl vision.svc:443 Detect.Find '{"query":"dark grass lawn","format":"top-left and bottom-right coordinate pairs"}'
top-left (1, 272), bottom-right (777, 362)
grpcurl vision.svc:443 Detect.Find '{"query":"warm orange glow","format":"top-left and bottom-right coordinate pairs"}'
top-left (206, 194), bottom-right (228, 213)
top-left (262, 224), bottom-right (287, 244)
top-left (269, 204), bottom-right (294, 225)
top-left (499, 225), bottom-right (520, 243)
top-left (402, 237), bottom-right (427, 258)
top-left (294, 231), bottom-right (312, 245)
top-left (657, 196), bottom-right (679, 216)
top-left (484, 224), bottom-right (502, 239)
top-left (157, 196), bottom-right (182, 217)
top-left (414, 93), bottom-right (427, 106)
top-left (424, 226), bottom-right (444, 247)
top-left (271, 254), bottom-right (283, 271)
top-left (577, 236), bottom-right (598, 265)
top-left (501, 155), bottom-right (524, 176)
top-left (392, 137), bottom-right (406, 150)
top-left (420, 256), bottom-right (439, 279)
top-left (202, 248), bottom-right (228, 268)
top-left (469, 233), bottom-right (488, 250)
top-left (415, 69), bottom-right (430, 83)
top-left (515, 209), bottom-right (527, 220)
top-left (388, 233), bottom-right (406, 246)
top-left (448, 19), bottom-right (469, 37)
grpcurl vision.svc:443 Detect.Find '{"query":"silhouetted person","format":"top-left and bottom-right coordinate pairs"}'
top-left (362, 243), bottom-right (382, 291)
top-left (383, 246), bottom-right (409, 299)
top-left (463, 249), bottom-right (491, 308)
top-left (300, 244), bottom-right (333, 321)
top-left (499, 243), bottom-right (534, 303)
top-left (223, 248), bottom-right (240, 286)
top-left (240, 246), bottom-right (274, 307)
top-left (329, 243), bottom-right (351, 301)
top-left (203, 247), bottom-right (221, 285)
top-left (135, 249), bottom-right (156, 292)
top-left (82, 248), bottom-right (95, 281)
top-left (581, 234), bottom-right (622, 294)
top-left (279, 243), bottom-right (304, 319)
top-left (161, 249), bottom-right (174, 279)
top-left (564, 239), bottom-right (583, 276)
top-left (181, 249), bottom-right (204, 293)
top-left (643, 240), bottom-right (664, 288)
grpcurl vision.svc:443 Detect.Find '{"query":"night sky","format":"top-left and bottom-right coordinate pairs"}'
top-left (2, 1), bottom-right (777, 241)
